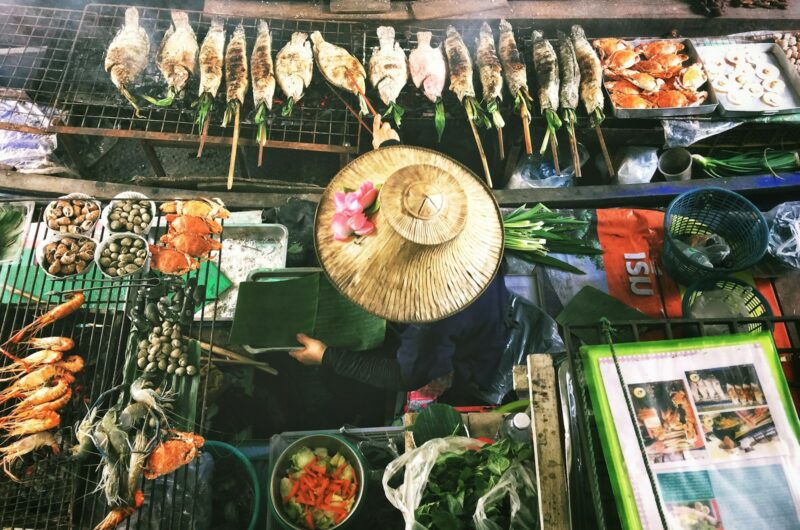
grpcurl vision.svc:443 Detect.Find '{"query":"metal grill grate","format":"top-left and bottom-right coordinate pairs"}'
top-left (561, 316), bottom-right (800, 530)
top-left (53, 4), bottom-right (365, 153)
top-left (0, 4), bottom-right (82, 135)
top-left (0, 199), bottom-right (224, 530)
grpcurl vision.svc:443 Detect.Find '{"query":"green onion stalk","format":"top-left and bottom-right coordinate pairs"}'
top-left (119, 85), bottom-right (143, 118)
top-left (143, 86), bottom-right (176, 107)
top-left (281, 97), bottom-right (295, 118)
top-left (192, 92), bottom-right (214, 131)
top-left (254, 102), bottom-right (269, 147)
top-left (434, 98), bottom-right (445, 143)
top-left (693, 149), bottom-right (800, 178)
top-left (383, 101), bottom-right (405, 127)
top-left (540, 108), bottom-right (562, 155)
top-left (503, 203), bottom-right (603, 274)
top-left (561, 108), bottom-right (576, 141)
top-left (514, 88), bottom-right (534, 155)
top-left (486, 99), bottom-right (505, 131)
top-left (222, 100), bottom-right (239, 128)
top-left (464, 96), bottom-right (491, 129)
top-left (590, 107), bottom-right (605, 128)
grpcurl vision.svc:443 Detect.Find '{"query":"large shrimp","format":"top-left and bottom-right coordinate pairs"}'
top-left (130, 378), bottom-right (174, 425)
top-left (16, 378), bottom-right (71, 409)
top-left (0, 388), bottom-right (72, 427)
top-left (0, 365), bottom-right (73, 404)
top-left (0, 431), bottom-right (60, 481)
top-left (94, 490), bottom-right (144, 530)
top-left (127, 428), bottom-right (153, 500)
top-left (4, 292), bottom-right (85, 352)
top-left (0, 349), bottom-right (62, 381)
top-left (55, 355), bottom-right (84, 374)
top-left (22, 337), bottom-right (74, 352)
top-left (72, 404), bottom-right (99, 460)
top-left (1, 409), bottom-right (60, 437)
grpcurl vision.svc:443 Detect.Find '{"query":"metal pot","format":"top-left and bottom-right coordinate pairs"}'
top-left (269, 434), bottom-right (367, 530)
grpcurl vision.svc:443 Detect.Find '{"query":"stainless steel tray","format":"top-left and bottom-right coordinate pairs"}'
top-left (604, 38), bottom-right (719, 118)
top-left (693, 42), bottom-right (800, 117)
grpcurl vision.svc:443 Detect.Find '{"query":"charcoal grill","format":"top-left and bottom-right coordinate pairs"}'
top-left (0, 199), bottom-right (224, 530)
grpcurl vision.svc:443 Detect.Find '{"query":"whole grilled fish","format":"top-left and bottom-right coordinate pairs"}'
top-left (497, 19), bottom-right (527, 98)
top-left (155, 11), bottom-right (198, 97)
top-left (444, 26), bottom-right (474, 102)
top-left (532, 30), bottom-right (559, 112)
top-left (368, 26), bottom-right (407, 107)
top-left (251, 20), bottom-right (275, 111)
top-left (571, 25), bottom-right (604, 119)
top-left (476, 22), bottom-right (502, 102)
top-left (225, 24), bottom-right (248, 106)
top-left (557, 31), bottom-right (580, 112)
top-left (104, 7), bottom-right (149, 115)
top-left (198, 18), bottom-right (225, 97)
top-left (408, 31), bottom-right (446, 103)
top-left (275, 32), bottom-right (313, 104)
top-left (310, 31), bottom-right (367, 114)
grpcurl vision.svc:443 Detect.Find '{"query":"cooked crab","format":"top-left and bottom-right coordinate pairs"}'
top-left (620, 70), bottom-right (664, 92)
top-left (653, 53), bottom-right (689, 71)
top-left (645, 89), bottom-right (706, 108)
top-left (635, 40), bottom-right (685, 60)
top-left (610, 92), bottom-right (653, 109)
top-left (606, 49), bottom-right (640, 71)
top-left (159, 198), bottom-right (230, 219)
top-left (605, 79), bottom-right (642, 95)
top-left (675, 63), bottom-right (707, 91)
top-left (633, 59), bottom-right (668, 78)
top-left (160, 232), bottom-right (221, 259)
top-left (144, 431), bottom-right (204, 480)
top-left (592, 38), bottom-right (631, 59)
top-left (148, 245), bottom-right (199, 275)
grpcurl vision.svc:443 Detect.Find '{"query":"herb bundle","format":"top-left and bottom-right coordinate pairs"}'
top-left (692, 149), bottom-right (800, 178)
top-left (503, 204), bottom-right (602, 274)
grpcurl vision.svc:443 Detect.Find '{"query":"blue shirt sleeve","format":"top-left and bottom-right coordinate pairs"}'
top-left (396, 321), bottom-right (458, 388)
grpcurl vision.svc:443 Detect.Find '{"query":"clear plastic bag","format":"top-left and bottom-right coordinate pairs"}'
top-left (473, 463), bottom-right (539, 530)
top-left (382, 437), bottom-right (481, 530)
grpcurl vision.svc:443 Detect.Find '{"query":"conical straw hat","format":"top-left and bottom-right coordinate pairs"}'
top-left (315, 146), bottom-right (504, 323)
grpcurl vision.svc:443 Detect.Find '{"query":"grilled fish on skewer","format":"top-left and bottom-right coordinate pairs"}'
top-left (275, 32), bottom-right (313, 117)
top-left (444, 26), bottom-right (489, 128)
top-left (252, 20), bottom-right (276, 153)
top-left (498, 19), bottom-right (533, 155)
top-left (194, 18), bottom-right (225, 132)
top-left (311, 31), bottom-right (368, 115)
top-left (571, 25), bottom-right (605, 126)
top-left (145, 11), bottom-right (198, 107)
top-left (223, 23), bottom-right (248, 127)
top-left (557, 31), bottom-right (582, 176)
top-left (532, 30), bottom-right (562, 154)
top-left (368, 26), bottom-right (407, 126)
top-left (476, 22), bottom-right (504, 155)
top-left (104, 7), bottom-right (149, 117)
top-left (408, 31), bottom-right (447, 140)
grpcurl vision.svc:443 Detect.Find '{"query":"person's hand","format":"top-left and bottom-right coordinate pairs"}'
top-left (289, 333), bottom-right (327, 365)
top-left (372, 115), bottom-right (399, 150)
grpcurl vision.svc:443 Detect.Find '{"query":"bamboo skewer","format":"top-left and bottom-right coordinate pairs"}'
top-left (595, 125), bottom-right (615, 179)
top-left (197, 116), bottom-right (210, 158)
top-left (327, 83), bottom-right (373, 135)
top-left (497, 127), bottom-right (505, 161)
top-left (549, 134), bottom-right (561, 176)
top-left (465, 100), bottom-right (492, 187)
top-left (258, 142), bottom-right (264, 168)
top-left (568, 123), bottom-right (581, 178)
top-left (227, 103), bottom-right (241, 190)
top-left (520, 101), bottom-right (533, 156)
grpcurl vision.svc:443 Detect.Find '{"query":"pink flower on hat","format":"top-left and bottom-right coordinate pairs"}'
top-left (331, 213), bottom-right (353, 241)
top-left (348, 212), bottom-right (375, 236)
top-left (330, 180), bottom-right (379, 241)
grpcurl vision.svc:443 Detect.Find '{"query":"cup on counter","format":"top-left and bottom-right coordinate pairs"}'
top-left (658, 147), bottom-right (693, 181)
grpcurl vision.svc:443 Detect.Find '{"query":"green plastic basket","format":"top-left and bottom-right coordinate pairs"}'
top-left (682, 277), bottom-right (773, 333)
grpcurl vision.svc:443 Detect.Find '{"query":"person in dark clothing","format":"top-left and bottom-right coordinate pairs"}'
top-left (290, 273), bottom-right (510, 402)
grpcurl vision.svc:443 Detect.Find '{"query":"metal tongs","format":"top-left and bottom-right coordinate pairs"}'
top-left (43, 276), bottom-right (170, 298)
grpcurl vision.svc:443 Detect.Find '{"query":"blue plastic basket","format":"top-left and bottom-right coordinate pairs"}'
top-left (663, 188), bottom-right (768, 285)
top-left (682, 277), bottom-right (773, 333)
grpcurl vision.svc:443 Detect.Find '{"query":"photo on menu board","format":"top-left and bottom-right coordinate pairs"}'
top-left (687, 365), bottom-right (767, 413)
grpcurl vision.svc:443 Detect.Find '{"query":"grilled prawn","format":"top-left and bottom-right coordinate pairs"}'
top-left (251, 20), bottom-right (276, 151)
top-left (408, 31), bottom-right (447, 140)
top-left (311, 31), bottom-right (368, 115)
top-left (145, 10), bottom-right (198, 107)
top-left (194, 18), bottom-right (225, 132)
top-left (105, 7), bottom-right (150, 117)
top-left (368, 26), bottom-right (407, 126)
top-left (0, 431), bottom-right (59, 481)
top-left (275, 32), bottom-right (313, 117)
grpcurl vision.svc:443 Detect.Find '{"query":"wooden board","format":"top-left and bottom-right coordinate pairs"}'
top-left (411, 0), bottom-right (508, 20)
top-left (330, 0), bottom-right (392, 13)
top-left (527, 354), bottom-right (570, 530)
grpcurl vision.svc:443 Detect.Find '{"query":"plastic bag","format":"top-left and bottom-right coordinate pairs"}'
top-left (383, 437), bottom-right (481, 530)
top-left (473, 463), bottom-right (539, 530)
top-left (505, 143), bottom-right (588, 189)
top-left (760, 201), bottom-right (800, 275)
top-left (615, 146), bottom-right (657, 184)
top-left (475, 294), bottom-right (564, 405)
top-left (661, 119), bottom-right (741, 148)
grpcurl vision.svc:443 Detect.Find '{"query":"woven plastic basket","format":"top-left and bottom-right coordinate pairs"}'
top-left (663, 188), bottom-right (768, 285)
top-left (682, 277), bottom-right (773, 333)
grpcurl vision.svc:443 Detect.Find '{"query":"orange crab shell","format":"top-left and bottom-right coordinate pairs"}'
top-left (160, 233), bottom-right (222, 259)
top-left (635, 40), bottom-right (685, 60)
top-left (621, 70), bottom-right (664, 93)
top-left (149, 245), bottom-right (200, 275)
top-left (611, 92), bottom-right (653, 109)
top-left (676, 63), bottom-right (708, 91)
top-left (144, 431), bottom-right (205, 480)
top-left (593, 38), bottom-right (632, 59)
top-left (653, 53), bottom-right (690, 70)
top-left (606, 49), bottom-right (640, 71)
top-left (606, 79), bottom-right (642, 95)
top-left (160, 199), bottom-right (230, 219)
top-left (633, 60), bottom-right (668, 78)
top-left (166, 215), bottom-right (223, 235)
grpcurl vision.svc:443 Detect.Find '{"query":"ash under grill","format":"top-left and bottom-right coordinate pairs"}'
top-left (55, 4), bottom-right (365, 153)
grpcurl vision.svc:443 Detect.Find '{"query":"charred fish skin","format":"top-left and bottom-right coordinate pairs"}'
top-left (368, 26), bottom-right (408, 107)
top-left (570, 25), bottom-right (604, 118)
top-left (444, 26), bottom-right (475, 101)
top-left (310, 31), bottom-right (367, 114)
top-left (155, 11), bottom-right (198, 95)
top-left (557, 31), bottom-right (580, 111)
top-left (476, 22), bottom-right (503, 102)
top-left (104, 7), bottom-right (149, 98)
top-left (275, 32), bottom-right (313, 103)
top-left (251, 20), bottom-right (276, 110)
top-left (225, 24), bottom-right (249, 106)
top-left (198, 18), bottom-right (225, 97)
top-left (408, 31), bottom-right (447, 103)
top-left (532, 30), bottom-right (560, 112)
top-left (497, 19), bottom-right (528, 98)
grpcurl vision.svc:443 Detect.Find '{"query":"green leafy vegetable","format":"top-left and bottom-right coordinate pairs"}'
top-left (254, 102), bottom-right (269, 146)
top-left (434, 98), bottom-right (446, 143)
top-left (143, 87), bottom-right (176, 107)
top-left (193, 92), bottom-right (214, 130)
top-left (692, 149), bottom-right (799, 178)
top-left (412, 404), bottom-right (467, 446)
top-left (540, 109), bottom-right (562, 155)
top-left (383, 101), bottom-right (405, 127)
top-left (281, 96), bottom-right (295, 118)
top-left (222, 100), bottom-right (238, 127)
top-left (464, 96), bottom-right (491, 130)
top-left (487, 99), bottom-right (505, 130)
top-left (0, 207), bottom-right (24, 255)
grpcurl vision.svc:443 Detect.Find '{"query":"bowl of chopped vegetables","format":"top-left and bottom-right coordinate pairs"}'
top-left (270, 434), bottom-right (366, 530)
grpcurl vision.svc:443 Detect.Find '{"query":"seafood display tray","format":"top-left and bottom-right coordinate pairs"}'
top-left (694, 42), bottom-right (800, 117)
top-left (0, 200), bottom-right (224, 530)
top-left (52, 4), bottom-right (365, 153)
top-left (605, 39), bottom-right (719, 119)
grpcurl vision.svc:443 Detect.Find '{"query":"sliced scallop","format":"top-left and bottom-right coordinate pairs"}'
top-left (725, 49), bottom-right (743, 65)
top-left (727, 88), bottom-right (752, 106)
top-left (744, 82), bottom-right (764, 99)
top-left (763, 78), bottom-right (786, 93)
top-left (711, 76), bottom-right (732, 93)
top-left (762, 92), bottom-right (781, 107)
top-left (755, 63), bottom-right (780, 81)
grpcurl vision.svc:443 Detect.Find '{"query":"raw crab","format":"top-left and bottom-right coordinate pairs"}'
top-left (144, 431), bottom-right (204, 479)
top-left (159, 198), bottom-right (230, 219)
top-left (675, 63), bottom-right (708, 91)
top-left (610, 92), bottom-right (653, 109)
top-left (159, 232), bottom-right (222, 259)
top-left (148, 245), bottom-right (199, 275)
top-left (592, 38), bottom-right (631, 59)
top-left (634, 40), bottom-right (685, 60)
